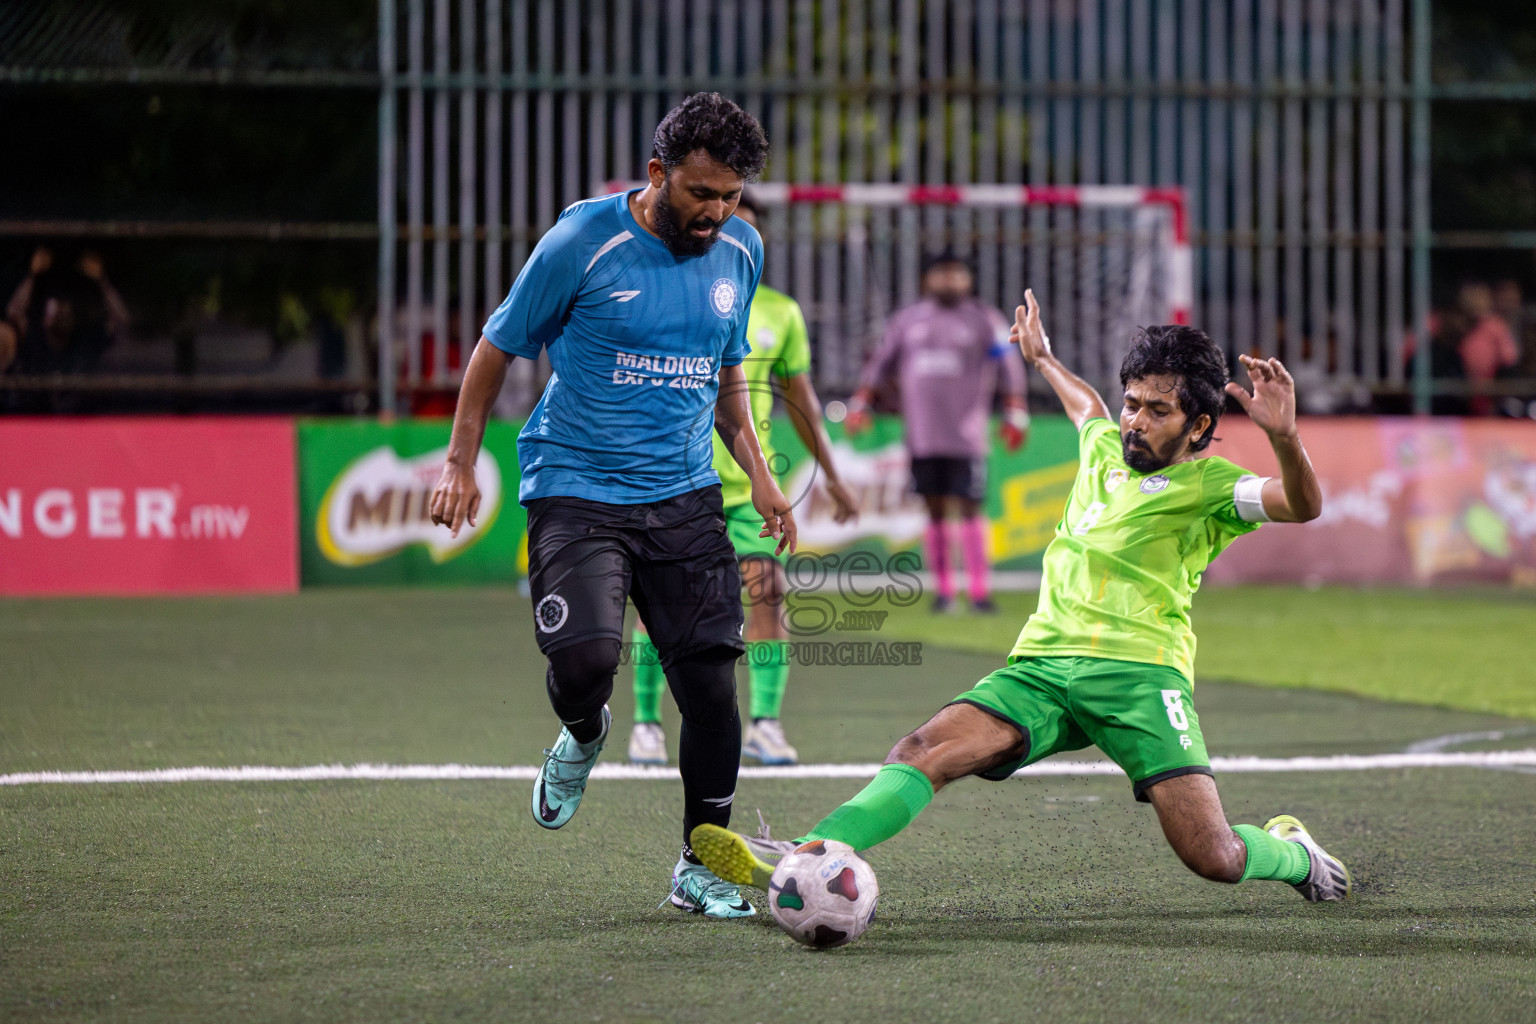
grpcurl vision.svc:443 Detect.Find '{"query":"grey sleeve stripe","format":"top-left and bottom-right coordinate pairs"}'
top-left (1234, 474), bottom-right (1272, 523)
top-left (585, 231), bottom-right (634, 274)
top-left (720, 232), bottom-right (756, 270)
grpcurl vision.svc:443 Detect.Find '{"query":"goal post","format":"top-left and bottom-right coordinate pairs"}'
top-left (602, 180), bottom-right (1192, 393)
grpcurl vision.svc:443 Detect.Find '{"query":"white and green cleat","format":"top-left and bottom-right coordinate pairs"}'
top-left (667, 858), bottom-right (755, 919)
top-left (689, 812), bottom-right (799, 890)
top-left (742, 718), bottom-right (798, 766)
top-left (1264, 813), bottom-right (1351, 902)
top-left (530, 706), bottom-right (611, 830)
top-left (627, 721), bottom-right (668, 765)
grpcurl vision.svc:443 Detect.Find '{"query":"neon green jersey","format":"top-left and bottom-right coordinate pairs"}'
top-left (713, 284), bottom-right (813, 508)
top-left (1010, 417), bottom-right (1262, 680)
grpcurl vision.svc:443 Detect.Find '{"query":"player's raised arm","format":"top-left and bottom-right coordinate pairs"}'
top-left (1224, 354), bottom-right (1323, 523)
top-left (1011, 288), bottom-right (1111, 429)
top-left (716, 362), bottom-right (797, 553)
top-left (429, 337), bottom-right (511, 537)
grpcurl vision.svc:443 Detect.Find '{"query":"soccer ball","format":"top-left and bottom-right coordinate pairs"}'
top-left (767, 839), bottom-right (879, 949)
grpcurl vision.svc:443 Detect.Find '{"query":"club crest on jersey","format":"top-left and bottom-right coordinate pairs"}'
top-left (1140, 474), bottom-right (1170, 495)
top-left (710, 278), bottom-right (738, 318)
top-left (1105, 468), bottom-right (1129, 492)
top-left (535, 594), bottom-right (569, 633)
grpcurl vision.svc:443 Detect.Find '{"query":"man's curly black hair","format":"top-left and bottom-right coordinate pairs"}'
top-left (1119, 324), bottom-right (1229, 451)
top-left (652, 93), bottom-right (769, 181)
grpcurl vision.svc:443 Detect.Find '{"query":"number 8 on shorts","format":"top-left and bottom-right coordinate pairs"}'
top-left (1161, 689), bottom-right (1190, 731)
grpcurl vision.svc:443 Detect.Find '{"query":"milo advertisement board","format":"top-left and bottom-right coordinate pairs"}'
top-left (769, 413), bottom-right (1080, 571)
top-left (298, 420), bottom-right (525, 585)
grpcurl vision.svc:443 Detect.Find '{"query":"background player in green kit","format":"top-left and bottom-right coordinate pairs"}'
top-left (627, 194), bottom-right (859, 767)
top-left (693, 288), bottom-right (1356, 906)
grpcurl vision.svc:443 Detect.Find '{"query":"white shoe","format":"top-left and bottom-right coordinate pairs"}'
top-left (742, 718), bottom-right (798, 766)
top-left (627, 721), bottom-right (668, 765)
top-left (1264, 814), bottom-right (1351, 902)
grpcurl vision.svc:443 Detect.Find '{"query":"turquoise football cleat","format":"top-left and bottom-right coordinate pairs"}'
top-left (530, 706), bottom-right (611, 830)
top-left (666, 857), bottom-right (756, 919)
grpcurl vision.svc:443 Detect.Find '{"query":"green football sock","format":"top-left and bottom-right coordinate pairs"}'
top-left (1233, 824), bottom-right (1311, 884)
top-left (747, 640), bottom-right (791, 720)
top-left (631, 628), bottom-right (664, 724)
top-left (797, 763), bottom-right (934, 850)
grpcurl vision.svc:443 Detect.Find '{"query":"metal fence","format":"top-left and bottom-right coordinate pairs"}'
top-left (376, 0), bottom-right (1445, 412)
top-left (7, 2), bottom-right (1533, 413)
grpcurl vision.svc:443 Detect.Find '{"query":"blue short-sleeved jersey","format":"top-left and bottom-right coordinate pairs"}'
top-left (483, 190), bottom-right (763, 506)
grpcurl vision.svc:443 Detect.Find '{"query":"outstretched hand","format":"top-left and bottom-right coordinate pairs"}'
top-left (1010, 288), bottom-right (1052, 366)
top-left (1225, 354), bottom-right (1298, 438)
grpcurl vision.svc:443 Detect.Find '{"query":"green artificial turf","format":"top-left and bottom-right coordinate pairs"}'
top-left (5, 772), bottom-right (1535, 1023)
top-left (861, 585), bottom-right (1536, 720)
top-left (3, 589), bottom-right (1535, 1023)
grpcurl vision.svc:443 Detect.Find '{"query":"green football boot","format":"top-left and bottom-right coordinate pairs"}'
top-left (667, 857), bottom-right (755, 919)
top-left (530, 706), bottom-right (611, 830)
top-left (1264, 814), bottom-right (1352, 902)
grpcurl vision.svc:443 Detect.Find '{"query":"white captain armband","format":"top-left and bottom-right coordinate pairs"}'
top-left (1233, 474), bottom-right (1272, 523)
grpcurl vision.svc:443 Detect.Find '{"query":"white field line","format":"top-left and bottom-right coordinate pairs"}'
top-left (3, 750), bottom-right (1536, 787)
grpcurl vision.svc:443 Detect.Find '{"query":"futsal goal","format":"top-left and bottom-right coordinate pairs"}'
top-left (605, 181), bottom-right (1192, 395)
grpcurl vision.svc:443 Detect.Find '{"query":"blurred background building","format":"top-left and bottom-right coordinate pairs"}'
top-left (2, 0), bottom-right (1534, 417)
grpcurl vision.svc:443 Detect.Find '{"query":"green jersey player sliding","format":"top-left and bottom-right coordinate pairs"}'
top-left (693, 289), bottom-right (1352, 906)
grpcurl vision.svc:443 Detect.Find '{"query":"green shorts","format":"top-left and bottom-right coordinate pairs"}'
top-left (724, 501), bottom-right (783, 561)
top-left (950, 656), bottom-right (1211, 802)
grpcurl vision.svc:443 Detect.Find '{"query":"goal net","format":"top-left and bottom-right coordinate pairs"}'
top-left (605, 181), bottom-right (1192, 394)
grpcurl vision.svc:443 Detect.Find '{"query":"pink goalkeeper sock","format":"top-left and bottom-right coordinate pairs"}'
top-left (961, 516), bottom-right (990, 602)
top-left (924, 520), bottom-right (955, 600)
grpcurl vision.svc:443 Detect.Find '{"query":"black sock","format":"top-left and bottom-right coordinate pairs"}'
top-left (564, 713), bottom-right (606, 745)
top-left (678, 713), bottom-right (741, 843)
top-left (667, 650), bottom-right (743, 847)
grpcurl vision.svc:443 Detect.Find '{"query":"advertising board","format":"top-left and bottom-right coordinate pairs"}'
top-left (0, 418), bottom-right (298, 595)
top-left (297, 420), bottom-right (524, 585)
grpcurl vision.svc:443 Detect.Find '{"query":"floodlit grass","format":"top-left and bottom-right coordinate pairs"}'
top-left (6, 771), bottom-right (1535, 1024)
top-left (867, 585), bottom-right (1536, 720)
top-left (3, 589), bottom-right (1534, 1023)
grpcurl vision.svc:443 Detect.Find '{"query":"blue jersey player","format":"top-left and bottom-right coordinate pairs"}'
top-left (430, 94), bottom-right (793, 919)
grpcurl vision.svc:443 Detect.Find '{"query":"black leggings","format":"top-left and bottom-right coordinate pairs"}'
top-left (545, 638), bottom-right (741, 849)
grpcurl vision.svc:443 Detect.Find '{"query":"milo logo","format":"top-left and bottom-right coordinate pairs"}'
top-left (315, 445), bottom-right (502, 566)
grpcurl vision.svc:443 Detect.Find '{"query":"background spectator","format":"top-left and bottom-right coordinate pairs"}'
top-left (0, 319), bottom-right (16, 374)
top-left (1456, 280), bottom-right (1519, 417)
top-left (846, 251), bottom-right (1029, 613)
top-left (5, 245), bottom-right (130, 376)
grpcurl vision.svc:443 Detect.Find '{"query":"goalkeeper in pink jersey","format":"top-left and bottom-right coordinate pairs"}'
top-left (845, 252), bottom-right (1029, 613)
top-left (693, 290), bottom-right (1354, 906)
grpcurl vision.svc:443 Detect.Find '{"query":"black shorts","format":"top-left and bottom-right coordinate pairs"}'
top-left (910, 455), bottom-right (986, 502)
top-left (525, 487), bottom-right (745, 668)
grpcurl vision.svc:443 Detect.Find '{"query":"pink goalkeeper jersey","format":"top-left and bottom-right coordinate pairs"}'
top-left (859, 298), bottom-right (1027, 458)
